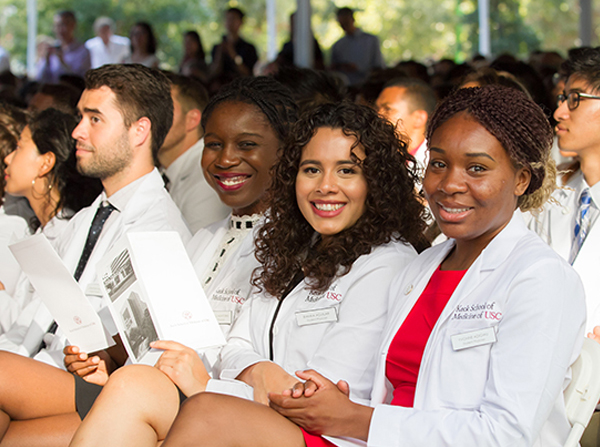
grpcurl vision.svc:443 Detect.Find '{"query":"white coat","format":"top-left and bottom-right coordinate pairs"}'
top-left (0, 205), bottom-right (29, 297)
top-left (214, 240), bottom-right (418, 417)
top-left (528, 170), bottom-right (600, 333)
top-left (364, 213), bottom-right (585, 447)
top-left (0, 212), bottom-right (68, 335)
top-left (186, 216), bottom-right (262, 371)
top-left (187, 215), bottom-right (261, 338)
top-left (0, 170), bottom-right (192, 367)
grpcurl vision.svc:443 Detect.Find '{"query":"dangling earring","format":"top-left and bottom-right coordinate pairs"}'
top-left (31, 176), bottom-right (51, 197)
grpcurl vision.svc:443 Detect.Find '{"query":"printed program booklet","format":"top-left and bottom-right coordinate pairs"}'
top-left (9, 234), bottom-right (113, 353)
top-left (96, 231), bottom-right (226, 365)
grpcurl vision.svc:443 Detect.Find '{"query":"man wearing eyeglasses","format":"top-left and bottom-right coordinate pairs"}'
top-left (529, 47), bottom-right (600, 446)
top-left (530, 47), bottom-right (600, 328)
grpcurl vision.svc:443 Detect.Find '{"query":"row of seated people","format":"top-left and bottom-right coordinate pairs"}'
top-left (0, 50), bottom-right (596, 446)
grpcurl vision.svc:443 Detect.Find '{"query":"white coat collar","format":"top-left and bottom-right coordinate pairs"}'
top-left (165, 139), bottom-right (203, 184)
top-left (116, 169), bottom-right (165, 226)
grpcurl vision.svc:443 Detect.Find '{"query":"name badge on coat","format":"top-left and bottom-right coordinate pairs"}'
top-left (85, 283), bottom-right (104, 297)
top-left (451, 327), bottom-right (497, 351)
top-left (295, 307), bottom-right (338, 326)
top-left (213, 311), bottom-right (233, 325)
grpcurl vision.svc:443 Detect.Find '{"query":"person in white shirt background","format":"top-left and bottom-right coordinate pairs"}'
top-left (330, 7), bottom-right (384, 87)
top-left (0, 64), bottom-right (190, 446)
top-left (0, 108), bottom-right (102, 333)
top-left (85, 17), bottom-right (130, 69)
top-left (158, 73), bottom-right (229, 233)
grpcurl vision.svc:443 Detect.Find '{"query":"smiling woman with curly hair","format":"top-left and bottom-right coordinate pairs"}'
top-left (254, 100), bottom-right (429, 297)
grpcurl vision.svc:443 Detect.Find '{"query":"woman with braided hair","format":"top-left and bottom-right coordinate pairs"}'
top-left (69, 100), bottom-right (427, 446)
top-left (162, 85), bottom-right (585, 447)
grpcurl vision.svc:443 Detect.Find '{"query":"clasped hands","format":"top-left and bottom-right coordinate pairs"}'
top-left (269, 370), bottom-right (373, 441)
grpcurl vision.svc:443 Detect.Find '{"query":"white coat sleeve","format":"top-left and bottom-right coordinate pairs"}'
top-left (0, 296), bottom-right (53, 357)
top-left (216, 297), bottom-right (266, 381)
top-left (367, 259), bottom-right (585, 447)
top-left (0, 272), bottom-right (37, 335)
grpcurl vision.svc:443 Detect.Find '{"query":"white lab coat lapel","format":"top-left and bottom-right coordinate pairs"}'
top-left (370, 242), bottom-right (454, 405)
top-left (548, 184), bottom-right (576, 260)
top-left (371, 212), bottom-right (526, 407)
top-left (192, 222), bottom-right (229, 283)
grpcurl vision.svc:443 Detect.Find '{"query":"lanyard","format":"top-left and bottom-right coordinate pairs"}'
top-left (268, 270), bottom-right (305, 361)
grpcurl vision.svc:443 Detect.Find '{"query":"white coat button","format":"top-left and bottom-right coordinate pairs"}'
top-left (404, 284), bottom-right (413, 295)
top-left (562, 207), bottom-right (570, 215)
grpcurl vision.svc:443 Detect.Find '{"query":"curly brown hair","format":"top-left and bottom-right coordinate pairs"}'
top-left (426, 85), bottom-right (555, 212)
top-left (253, 101), bottom-right (428, 298)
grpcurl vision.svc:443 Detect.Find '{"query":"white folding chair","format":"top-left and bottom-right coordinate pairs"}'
top-left (564, 338), bottom-right (600, 447)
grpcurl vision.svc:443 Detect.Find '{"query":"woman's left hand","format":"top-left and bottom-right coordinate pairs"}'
top-left (269, 369), bottom-right (373, 441)
top-left (151, 340), bottom-right (210, 397)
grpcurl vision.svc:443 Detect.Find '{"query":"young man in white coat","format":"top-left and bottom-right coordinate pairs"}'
top-left (530, 46), bottom-right (600, 447)
top-left (0, 64), bottom-right (191, 370)
top-left (529, 47), bottom-right (600, 335)
top-left (159, 74), bottom-right (229, 232)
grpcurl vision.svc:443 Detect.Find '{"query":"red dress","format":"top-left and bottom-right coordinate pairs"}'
top-left (301, 266), bottom-right (466, 447)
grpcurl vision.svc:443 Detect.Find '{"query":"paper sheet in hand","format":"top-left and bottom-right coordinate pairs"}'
top-left (97, 232), bottom-right (226, 365)
top-left (9, 233), bottom-right (112, 352)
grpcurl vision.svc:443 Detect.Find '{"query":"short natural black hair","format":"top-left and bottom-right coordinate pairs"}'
top-left (201, 76), bottom-right (297, 145)
top-left (381, 77), bottom-right (437, 115)
top-left (84, 64), bottom-right (173, 163)
top-left (165, 73), bottom-right (209, 113)
top-left (56, 10), bottom-right (76, 23)
top-left (226, 7), bottom-right (244, 20)
top-left (273, 67), bottom-right (348, 114)
top-left (562, 46), bottom-right (600, 93)
top-left (34, 83), bottom-right (81, 114)
top-left (336, 7), bottom-right (354, 18)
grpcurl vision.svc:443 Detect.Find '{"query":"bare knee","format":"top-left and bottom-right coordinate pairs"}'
top-left (105, 364), bottom-right (170, 397)
top-left (96, 364), bottom-right (180, 431)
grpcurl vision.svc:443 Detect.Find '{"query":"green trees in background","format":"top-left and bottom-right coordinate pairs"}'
top-left (0, 0), bottom-right (590, 75)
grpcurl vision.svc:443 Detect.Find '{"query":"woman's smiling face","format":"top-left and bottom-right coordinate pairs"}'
top-left (424, 112), bottom-right (530, 248)
top-left (295, 127), bottom-right (368, 236)
top-left (202, 101), bottom-right (280, 217)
